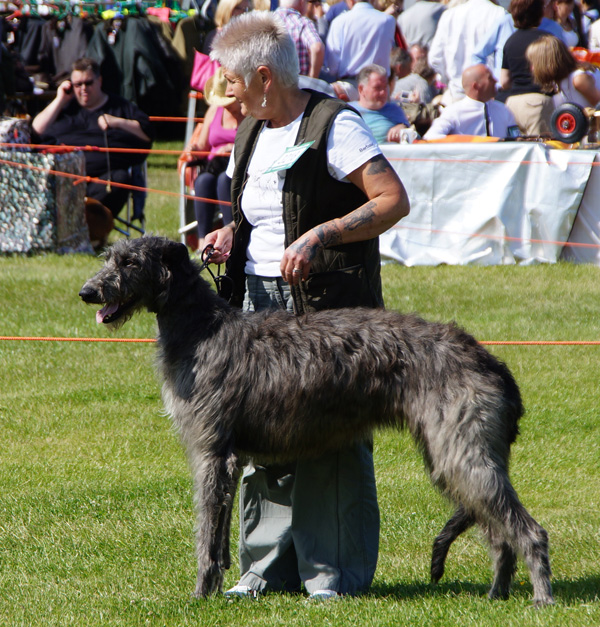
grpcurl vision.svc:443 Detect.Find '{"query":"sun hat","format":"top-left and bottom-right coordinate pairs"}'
top-left (204, 67), bottom-right (236, 107)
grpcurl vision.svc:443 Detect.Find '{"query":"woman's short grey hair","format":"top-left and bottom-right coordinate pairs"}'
top-left (210, 11), bottom-right (299, 89)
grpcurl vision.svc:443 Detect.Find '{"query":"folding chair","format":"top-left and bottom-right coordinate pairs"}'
top-left (114, 161), bottom-right (147, 237)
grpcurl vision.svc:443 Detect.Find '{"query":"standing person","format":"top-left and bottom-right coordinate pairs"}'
top-left (323, 0), bottom-right (397, 83)
top-left (550, 0), bottom-right (581, 47)
top-left (428, 0), bottom-right (506, 103)
top-left (205, 11), bottom-right (409, 599)
top-left (275, 0), bottom-right (325, 78)
top-left (397, 0), bottom-right (445, 48)
top-left (32, 57), bottom-right (153, 217)
top-left (500, 0), bottom-right (554, 135)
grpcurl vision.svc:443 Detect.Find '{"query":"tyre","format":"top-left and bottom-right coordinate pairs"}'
top-left (551, 103), bottom-right (589, 143)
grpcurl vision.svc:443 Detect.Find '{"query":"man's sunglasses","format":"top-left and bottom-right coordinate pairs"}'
top-left (72, 79), bottom-right (96, 89)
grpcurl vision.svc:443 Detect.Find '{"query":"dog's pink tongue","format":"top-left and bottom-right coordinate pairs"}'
top-left (96, 303), bottom-right (119, 324)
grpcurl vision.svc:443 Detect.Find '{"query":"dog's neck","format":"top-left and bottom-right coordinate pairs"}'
top-left (155, 272), bottom-right (232, 366)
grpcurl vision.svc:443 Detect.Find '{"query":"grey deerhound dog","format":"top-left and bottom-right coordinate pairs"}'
top-left (79, 236), bottom-right (553, 606)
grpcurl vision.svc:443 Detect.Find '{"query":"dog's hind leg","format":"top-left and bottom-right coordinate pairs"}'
top-left (192, 449), bottom-right (239, 598)
top-left (479, 482), bottom-right (553, 606)
top-left (486, 529), bottom-right (517, 600)
top-left (431, 505), bottom-right (476, 583)
top-left (510, 509), bottom-right (553, 607)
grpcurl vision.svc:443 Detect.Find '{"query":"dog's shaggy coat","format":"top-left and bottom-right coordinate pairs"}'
top-left (79, 237), bottom-right (553, 606)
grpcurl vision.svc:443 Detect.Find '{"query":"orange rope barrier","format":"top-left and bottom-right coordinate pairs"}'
top-left (0, 336), bottom-right (599, 345)
top-left (0, 156), bottom-right (229, 206)
top-left (0, 336), bottom-right (155, 343)
top-left (0, 142), bottom-right (211, 156)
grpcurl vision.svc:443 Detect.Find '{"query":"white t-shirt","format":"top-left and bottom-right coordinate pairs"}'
top-left (226, 109), bottom-right (380, 277)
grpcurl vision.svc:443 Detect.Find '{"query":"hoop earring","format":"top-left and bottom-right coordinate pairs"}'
top-left (261, 93), bottom-right (267, 108)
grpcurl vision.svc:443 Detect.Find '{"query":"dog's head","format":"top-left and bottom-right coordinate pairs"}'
top-left (79, 236), bottom-right (193, 328)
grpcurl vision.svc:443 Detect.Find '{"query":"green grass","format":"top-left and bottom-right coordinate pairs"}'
top-left (0, 141), bottom-right (599, 625)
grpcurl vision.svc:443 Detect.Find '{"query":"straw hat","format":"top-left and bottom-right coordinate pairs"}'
top-left (204, 68), bottom-right (236, 107)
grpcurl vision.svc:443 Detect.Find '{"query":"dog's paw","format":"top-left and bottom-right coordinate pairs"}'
top-left (194, 564), bottom-right (224, 598)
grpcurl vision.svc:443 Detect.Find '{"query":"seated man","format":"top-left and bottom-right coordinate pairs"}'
top-left (350, 64), bottom-right (409, 143)
top-left (424, 64), bottom-right (519, 140)
top-left (32, 57), bottom-right (153, 217)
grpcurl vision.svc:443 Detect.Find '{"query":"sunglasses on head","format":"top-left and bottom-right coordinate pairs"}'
top-left (72, 79), bottom-right (95, 88)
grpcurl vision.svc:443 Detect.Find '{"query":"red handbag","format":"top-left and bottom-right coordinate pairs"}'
top-left (190, 51), bottom-right (220, 92)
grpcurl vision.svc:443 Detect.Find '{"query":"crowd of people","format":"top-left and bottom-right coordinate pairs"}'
top-left (175, 0), bottom-right (600, 247)
top-left (12, 0), bottom-right (600, 247)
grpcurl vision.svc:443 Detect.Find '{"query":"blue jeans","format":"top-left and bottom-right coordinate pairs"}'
top-left (237, 275), bottom-right (380, 594)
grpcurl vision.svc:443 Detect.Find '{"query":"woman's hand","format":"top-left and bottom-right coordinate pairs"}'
top-left (280, 229), bottom-right (322, 284)
top-left (204, 223), bottom-right (235, 264)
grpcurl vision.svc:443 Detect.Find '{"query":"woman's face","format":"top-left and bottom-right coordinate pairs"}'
top-left (223, 68), bottom-right (265, 119)
top-left (553, 0), bottom-right (574, 21)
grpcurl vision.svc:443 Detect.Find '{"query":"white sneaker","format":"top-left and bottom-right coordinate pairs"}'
top-left (224, 584), bottom-right (259, 599)
top-left (307, 589), bottom-right (339, 601)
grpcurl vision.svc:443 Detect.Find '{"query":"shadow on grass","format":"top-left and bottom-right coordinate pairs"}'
top-left (369, 575), bottom-right (600, 605)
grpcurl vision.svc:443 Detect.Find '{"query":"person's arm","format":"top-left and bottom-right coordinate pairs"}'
top-left (572, 71), bottom-right (600, 107)
top-left (428, 16), bottom-right (447, 83)
top-left (500, 68), bottom-right (512, 91)
top-left (193, 104), bottom-right (217, 152)
top-left (308, 40), bottom-right (325, 78)
top-left (423, 109), bottom-right (454, 139)
top-left (31, 80), bottom-right (74, 135)
top-left (323, 20), bottom-right (342, 79)
top-left (280, 154), bottom-right (409, 283)
top-left (97, 113), bottom-right (151, 142)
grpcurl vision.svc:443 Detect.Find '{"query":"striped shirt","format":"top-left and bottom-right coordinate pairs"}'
top-left (275, 8), bottom-right (322, 76)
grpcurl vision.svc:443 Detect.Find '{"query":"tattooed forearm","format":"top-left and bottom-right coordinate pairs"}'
top-left (313, 221), bottom-right (343, 248)
top-left (365, 154), bottom-right (392, 176)
top-left (343, 202), bottom-right (376, 231)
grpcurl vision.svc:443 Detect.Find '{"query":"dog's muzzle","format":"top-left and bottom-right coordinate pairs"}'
top-left (79, 284), bottom-right (101, 304)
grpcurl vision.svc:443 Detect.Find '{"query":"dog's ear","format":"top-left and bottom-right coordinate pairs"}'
top-left (161, 240), bottom-right (191, 271)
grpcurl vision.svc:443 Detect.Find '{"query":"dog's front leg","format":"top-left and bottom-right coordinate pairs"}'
top-left (219, 455), bottom-right (240, 572)
top-left (192, 450), bottom-right (238, 598)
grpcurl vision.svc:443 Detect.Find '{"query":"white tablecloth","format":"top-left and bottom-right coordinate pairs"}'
top-left (379, 142), bottom-right (598, 265)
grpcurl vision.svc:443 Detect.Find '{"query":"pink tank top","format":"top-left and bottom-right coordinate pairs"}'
top-left (208, 107), bottom-right (237, 159)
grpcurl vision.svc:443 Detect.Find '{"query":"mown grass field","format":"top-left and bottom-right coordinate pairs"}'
top-left (0, 141), bottom-right (599, 626)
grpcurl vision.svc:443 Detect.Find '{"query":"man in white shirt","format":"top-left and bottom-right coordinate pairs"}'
top-left (323, 0), bottom-right (397, 81)
top-left (424, 64), bottom-right (518, 139)
top-left (398, 0), bottom-right (445, 48)
top-left (428, 0), bottom-right (506, 104)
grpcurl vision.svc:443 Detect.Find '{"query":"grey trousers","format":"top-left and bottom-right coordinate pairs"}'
top-left (237, 275), bottom-right (380, 594)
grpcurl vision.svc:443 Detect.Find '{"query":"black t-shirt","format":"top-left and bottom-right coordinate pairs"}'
top-left (502, 28), bottom-right (548, 97)
top-left (38, 93), bottom-right (154, 176)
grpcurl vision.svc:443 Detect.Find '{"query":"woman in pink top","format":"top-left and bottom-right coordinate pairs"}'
top-left (191, 68), bottom-right (244, 252)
